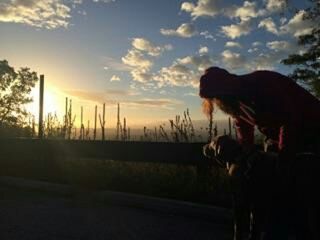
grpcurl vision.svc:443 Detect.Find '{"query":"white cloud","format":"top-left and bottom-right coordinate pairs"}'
top-left (103, 56), bottom-right (132, 71)
top-left (122, 49), bottom-right (153, 70)
top-left (252, 41), bottom-right (262, 47)
top-left (110, 75), bottom-right (120, 82)
top-left (258, 17), bottom-right (279, 35)
top-left (248, 48), bottom-right (258, 53)
top-left (184, 92), bottom-right (198, 97)
top-left (125, 98), bottom-right (182, 110)
top-left (221, 19), bottom-right (251, 39)
top-left (227, 1), bottom-right (265, 21)
top-left (199, 46), bottom-right (209, 54)
top-left (280, 10), bottom-right (314, 37)
top-left (160, 23), bottom-right (197, 38)
top-left (130, 69), bottom-right (153, 83)
top-left (154, 64), bottom-right (198, 88)
top-left (177, 55), bottom-right (213, 71)
top-left (0, 0), bottom-right (71, 29)
top-left (264, 0), bottom-right (286, 12)
top-left (221, 50), bottom-right (246, 69)
top-left (280, 17), bottom-right (287, 25)
top-left (225, 41), bottom-right (242, 48)
top-left (132, 38), bottom-right (172, 56)
top-left (181, 0), bottom-right (221, 19)
top-left (266, 40), bottom-right (291, 52)
top-left (0, 0), bottom-right (116, 29)
top-left (154, 54), bottom-right (214, 88)
top-left (121, 37), bottom-right (173, 83)
top-left (121, 49), bottom-right (153, 83)
top-left (200, 31), bottom-right (216, 40)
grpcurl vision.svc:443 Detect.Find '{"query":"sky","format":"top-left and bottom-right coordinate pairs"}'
top-left (0, 0), bottom-right (315, 128)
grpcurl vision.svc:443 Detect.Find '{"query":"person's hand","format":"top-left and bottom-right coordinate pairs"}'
top-left (203, 142), bottom-right (216, 159)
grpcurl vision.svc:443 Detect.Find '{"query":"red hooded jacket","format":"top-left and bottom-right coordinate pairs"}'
top-left (199, 67), bottom-right (320, 154)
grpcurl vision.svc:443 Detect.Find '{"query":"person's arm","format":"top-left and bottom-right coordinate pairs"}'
top-left (234, 117), bottom-right (254, 147)
top-left (278, 123), bottom-right (297, 171)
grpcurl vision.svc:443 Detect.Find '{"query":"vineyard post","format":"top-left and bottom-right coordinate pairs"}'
top-left (38, 75), bottom-right (44, 139)
top-left (94, 105), bottom-right (97, 140)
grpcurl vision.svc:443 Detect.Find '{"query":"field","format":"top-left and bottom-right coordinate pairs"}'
top-left (0, 139), bottom-right (232, 207)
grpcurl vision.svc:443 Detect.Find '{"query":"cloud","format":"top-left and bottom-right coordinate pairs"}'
top-left (122, 49), bottom-right (153, 70)
top-left (258, 17), bottom-right (279, 35)
top-left (252, 41), bottom-right (262, 47)
top-left (64, 88), bottom-right (139, 103)
top-left (154, 64), bottom-right (198, 88)
top-left (264, 0), bottom-right (286, 12)
top-left (0, 0), bottom-right (71, 29)
top-left (198, 46), bottom-right (209, 54)
top-left (130, 69), bottom-right (153, 83)
top-left (160, 23), bottom-right (197, 38)
top-left (126, 98), bottom-right (182, 109)
top-left (132, 38), bottom-right (172, 56)
top-left (200, 31), bottom-right (216, 40)
top-left (266, 40), bottom-right (292, 52)
top-left (177, 55), bottom-right (213, 71)
top-left (63, 89), bottom-right (124, 104)
top-left (248, 48), bottom-right (258, 53)
top-left (0, 0), bottom-right (116, 29)
top-left (121, 37), bottom-right (172, 83)
top-left (225, 41), bottom-right (242, 48)
top-left (92, 0), bottom-right (116, 2)
top-left (280, 10), bottom-right (314, 37)
top-left (221, 19), bottom-right (251, 39)
top-left (247, 41), bottom-right (300, 70)
top-left (221, 50), bottom-right (246, 69)
top-left (110, 75), bottom-right (120, 82)
top-left (181, 0), bottom-right (221, 19)
top-left (184, 92), bottom-right (198, 97)
top-left (103, 56), bottom-right (132, 71)
top-left (226, 1), bottom-right (265, 21)
top-left (154, 54), bottom-right (214, 88)
top-left (63, 89), bottom-right (178, 109)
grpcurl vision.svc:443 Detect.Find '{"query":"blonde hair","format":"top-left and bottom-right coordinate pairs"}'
top-left (202, 97), bottom-right (241, 119)
top-left (202, 98), bottom-right (214, 118)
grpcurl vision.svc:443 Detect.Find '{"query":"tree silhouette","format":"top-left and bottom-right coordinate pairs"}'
top-left (0, 60), bottom-right (38, 127)
top-left (282, 0), bottom-right (320, 97)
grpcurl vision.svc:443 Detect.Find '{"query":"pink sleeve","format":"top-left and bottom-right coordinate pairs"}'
top-left (234, 117), bottom-right (254, 145)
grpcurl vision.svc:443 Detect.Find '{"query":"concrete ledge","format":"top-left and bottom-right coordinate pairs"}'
top-left (0, 176), bottom-right (232, 224)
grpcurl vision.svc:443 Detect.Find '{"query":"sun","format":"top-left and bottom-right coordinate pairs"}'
top-left (26, 83), bottom-right (65, 121)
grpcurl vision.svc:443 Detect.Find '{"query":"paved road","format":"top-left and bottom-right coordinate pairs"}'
top-left (0, 187), bottom-right (232, 240)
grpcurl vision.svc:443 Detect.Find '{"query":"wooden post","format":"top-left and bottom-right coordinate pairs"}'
top-left (80, 106), bottom-right (84, 140)
top-left (123, 117), bottom-right (127, 141)
top-left (68, 99), bottom-right (72, 140)
top-left (64, 97), bottom-right (68, 139)
top-left (93, 105), bottom-right (97, 140)
top-left (38, 75), bottom-right (44, 139)
top-left (116, 103), bottom-right (120, 140)
top-left (99, 103), bottom-right (105, 141)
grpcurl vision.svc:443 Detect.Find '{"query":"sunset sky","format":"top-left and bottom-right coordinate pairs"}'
top-left (0, 0), bottom-right (314, 128)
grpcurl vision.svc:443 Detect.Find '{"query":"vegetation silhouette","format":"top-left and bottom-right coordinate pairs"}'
top-left (0, 60), bottom-right (38, 137)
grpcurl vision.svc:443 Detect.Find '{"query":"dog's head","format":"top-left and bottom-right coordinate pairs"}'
top-left (203, 135), bottom-right (242, 169)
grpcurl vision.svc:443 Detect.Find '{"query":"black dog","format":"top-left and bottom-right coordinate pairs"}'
top-left (203, 135), bottom-right (320, 240)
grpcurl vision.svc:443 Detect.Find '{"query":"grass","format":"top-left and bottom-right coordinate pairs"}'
top-left (0, 155), bottom-right (232, 207)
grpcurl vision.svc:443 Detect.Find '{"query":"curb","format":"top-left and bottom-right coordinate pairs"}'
top-left (0, 176), bottom-right (232, 224)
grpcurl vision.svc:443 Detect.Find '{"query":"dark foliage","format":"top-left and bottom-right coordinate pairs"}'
top-left (0, 60), bottom-right (38, 136)
top-left (282, 0), bottom-right (320, 97)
